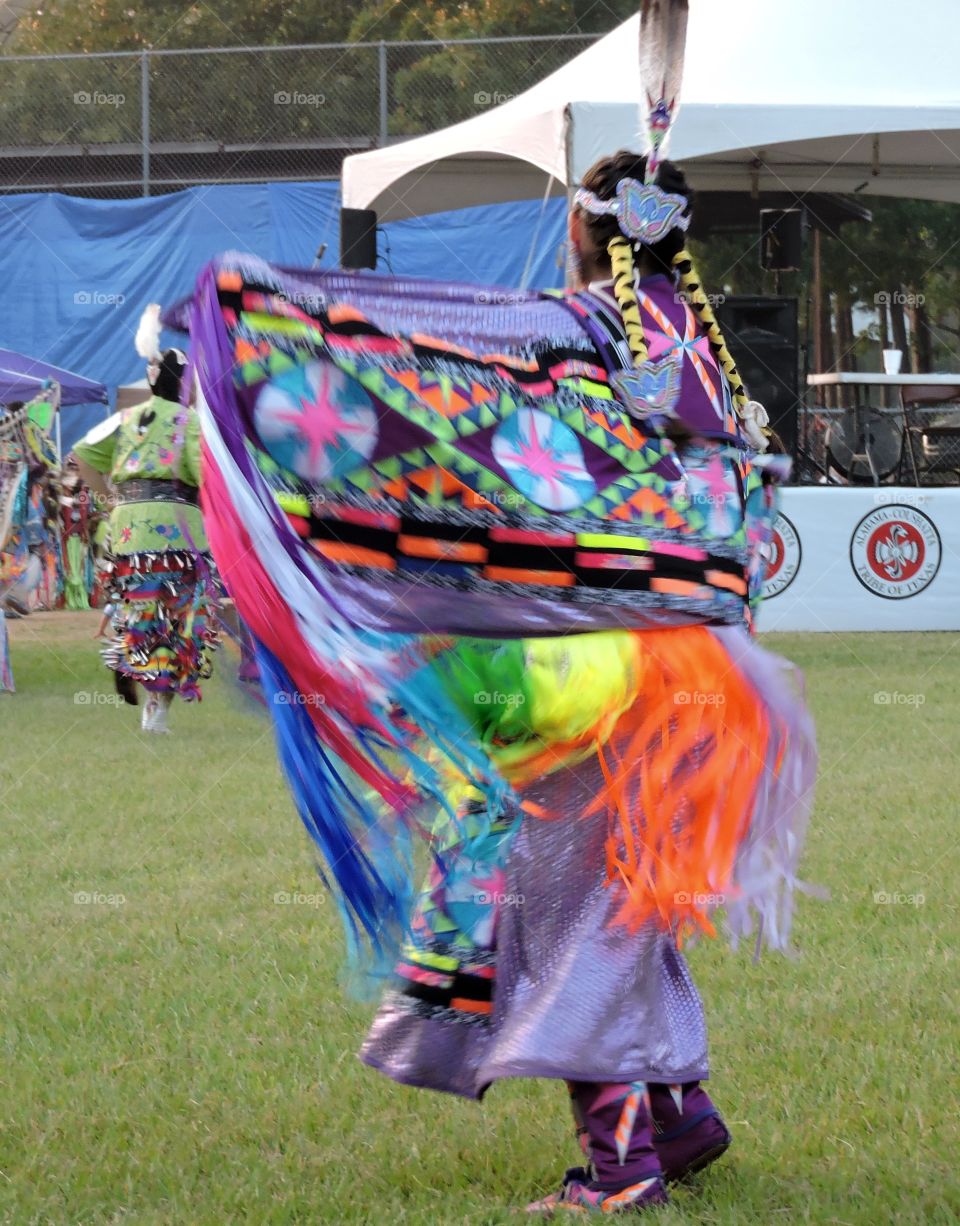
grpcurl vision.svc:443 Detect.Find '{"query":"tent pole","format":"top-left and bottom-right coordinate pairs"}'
top-left (140, 51), bottom-right (150, 197)
top-left (563, 104), bottom-right (578, 290)
top-left (378, 43), bottom-right (388, 146)
top-left (519, 172), bottom-right (556, 291)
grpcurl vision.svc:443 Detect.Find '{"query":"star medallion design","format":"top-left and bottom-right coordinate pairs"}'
top-left (254, 361), bottom-right (378, 482)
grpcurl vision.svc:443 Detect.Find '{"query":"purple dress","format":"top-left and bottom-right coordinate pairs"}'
top-left (361, 756), bottom-right (709, 1098)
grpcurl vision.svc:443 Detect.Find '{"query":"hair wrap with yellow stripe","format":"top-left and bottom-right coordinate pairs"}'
top-left (607, 236), bottom-right (648, 367)
top-left (606, 229), bottom-right (759, 438)
top-left (671, 248), bottom-right (750, 414)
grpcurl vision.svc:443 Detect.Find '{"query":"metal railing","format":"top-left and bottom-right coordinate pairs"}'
top-left (0, 33), bottom-right (601, 197)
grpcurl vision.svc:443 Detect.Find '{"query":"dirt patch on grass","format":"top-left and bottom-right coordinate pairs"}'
top-left (5, 609), bottom-right (103, 646)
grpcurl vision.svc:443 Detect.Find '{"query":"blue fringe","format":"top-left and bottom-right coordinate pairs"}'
top-left (253, 631), bottom-right (518, 979)
top-left (254, 640), bottom-right (415, 969)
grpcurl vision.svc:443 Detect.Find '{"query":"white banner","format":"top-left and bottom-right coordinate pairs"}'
top-left (759, 487), bottom-right (960, 631)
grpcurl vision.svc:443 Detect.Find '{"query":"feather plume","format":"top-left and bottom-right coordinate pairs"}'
top-left (639, 0), bottom-right (689, 180)
top-left (134, 303), bottom-right (163, 362)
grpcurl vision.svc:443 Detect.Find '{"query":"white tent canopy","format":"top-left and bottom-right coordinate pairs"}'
top-left (343, 0), bottom-right (960, 221)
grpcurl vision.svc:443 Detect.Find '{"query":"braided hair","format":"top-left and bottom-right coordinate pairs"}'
top-left (577, 150), bottom-right (750, 414)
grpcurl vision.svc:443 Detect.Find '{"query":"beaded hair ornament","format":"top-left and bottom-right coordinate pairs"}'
top-left (572, 0), bottom-right (768, 449)
top-left (573, 177), bottom-right (690, 246)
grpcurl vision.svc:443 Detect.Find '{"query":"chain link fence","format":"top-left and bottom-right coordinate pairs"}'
top-left (0, 34), bottom-right (599, 197)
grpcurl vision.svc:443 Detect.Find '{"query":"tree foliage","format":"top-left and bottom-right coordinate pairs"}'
top-left (9, 0), bottom-right (354, 53)
top-left (8, 0), bottom-right (634, 54)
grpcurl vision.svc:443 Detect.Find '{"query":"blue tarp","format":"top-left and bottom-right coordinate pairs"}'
top-left (0, 183), bottom-right (566, 451)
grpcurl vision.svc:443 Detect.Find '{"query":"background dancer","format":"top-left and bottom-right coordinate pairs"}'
top-left (59, 457), bottom-right (97, 611)
top-left (74, 307), bottom-right (218, 732)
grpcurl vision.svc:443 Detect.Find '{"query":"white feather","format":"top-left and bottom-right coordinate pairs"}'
top-left (639, 0), bottom-right (689, 170)
top-left (134, 304), bottom-right (163, 361)
top-left (639, 0), bottom-right (689, 108)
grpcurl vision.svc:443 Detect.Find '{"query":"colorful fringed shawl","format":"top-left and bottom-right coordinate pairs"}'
top-left (190, 254), bottom-right (815, 968)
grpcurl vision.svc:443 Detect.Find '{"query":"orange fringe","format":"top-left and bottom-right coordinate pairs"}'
top-left (506, 627), bottom-right (770, 943)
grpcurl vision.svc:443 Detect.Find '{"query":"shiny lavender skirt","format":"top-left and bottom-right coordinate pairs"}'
top-left (360, 757), bottom-right (709, 1099)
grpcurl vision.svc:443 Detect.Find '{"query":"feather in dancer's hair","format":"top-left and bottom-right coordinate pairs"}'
top-left (639, 0), bottom-right (689, 181)
top-left (134, 303), bottom-right (163, 362)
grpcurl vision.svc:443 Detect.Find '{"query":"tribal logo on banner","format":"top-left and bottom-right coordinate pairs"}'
top-left (761, 513), bottom-right (801, 599)
top-left (850, 505), bottom-right (942, 599)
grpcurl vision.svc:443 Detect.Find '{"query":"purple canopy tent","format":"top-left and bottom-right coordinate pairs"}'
top-left (0, 349), bottom-right (108, 460)
top-left (0, 368), bottom-right (49, 403)
top-left (0, 348), bottom-right (107, 407)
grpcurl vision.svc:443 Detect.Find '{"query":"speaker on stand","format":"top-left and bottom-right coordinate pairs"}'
top-left (340, 207), bottom-right (378, 270)
top-left (716, 296), bottom-right (800, 461)
top-left (755, 207), bottom-right (820, 476)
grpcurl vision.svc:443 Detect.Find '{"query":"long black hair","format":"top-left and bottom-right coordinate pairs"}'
top-left (151, 348), bottom-right (186, 402)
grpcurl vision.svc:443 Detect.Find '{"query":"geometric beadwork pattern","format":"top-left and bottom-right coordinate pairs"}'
top-left (212, 260), bottom-right (758, 625)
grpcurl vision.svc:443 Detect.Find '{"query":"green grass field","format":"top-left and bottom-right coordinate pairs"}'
top-left (1, 613), bottom-right (958, 1225)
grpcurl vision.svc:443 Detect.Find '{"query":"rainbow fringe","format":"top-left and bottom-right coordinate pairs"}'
top-left (192, 261), bottom-right (817, 968)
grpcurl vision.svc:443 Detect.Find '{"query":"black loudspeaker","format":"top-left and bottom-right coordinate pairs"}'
top-left (340, 207), bottom-right (378, 269)
top-left (717, 296), bottom-right (799, 458)
top-left (760, 208), bottom-right (804, 271)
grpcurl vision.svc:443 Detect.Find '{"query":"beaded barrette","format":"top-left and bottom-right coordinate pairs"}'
top-left (573, 177), bottom-right (690, 245)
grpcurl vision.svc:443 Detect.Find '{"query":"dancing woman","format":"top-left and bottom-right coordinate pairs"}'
top-left (74, 308), bottom-right (218, 732)
top-left (191, 136), bottom-right (815, 1212)
top-left (359, 152), bottom-right (805, 1214)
